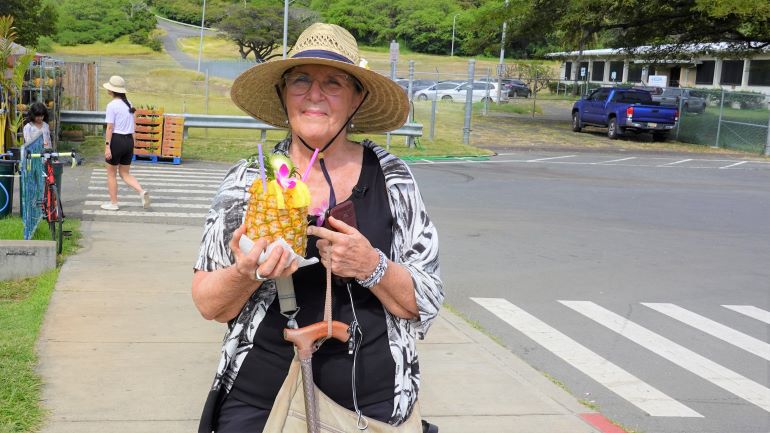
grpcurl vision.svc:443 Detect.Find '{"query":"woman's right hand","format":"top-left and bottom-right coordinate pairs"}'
top-left (229, 224), bottom-right (299, 281)
top-left (104, 145), bottom-right (112, 161)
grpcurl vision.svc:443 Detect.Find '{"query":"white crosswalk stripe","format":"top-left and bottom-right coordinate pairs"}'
top-left (560, 300), bottom-right (770, 413)
top-left (84, 165), bottom-right (226, 221)
top-left (642, 302), bottom-right (770, 361)
top-left (723, 305), bottom-right (770, 324)
top-left (471, 297), bottom-right (702, 417)
top-left (474, 298), bottom-right (770, 420)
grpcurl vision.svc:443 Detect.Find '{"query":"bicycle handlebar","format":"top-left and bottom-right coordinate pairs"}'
top-left (28, 150), bottom-right (85, 168)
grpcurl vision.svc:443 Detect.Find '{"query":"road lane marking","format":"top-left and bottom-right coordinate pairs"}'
top-left (594, 157), bottom-right (637, 164)
top-left (659, 159), bottom-right (692, 167)
top-left (560, 300), bottom-right (770, 413)
top-left (723, 305), bottom-right (770, 324)
top-left (642, 303), bottom-right (770, 361)
top-left (719, 161), bottom-right (749, 169)
top-left (87, 193), bottom-right (213, 202)
top-left (91, 172), bottom-right (224, 180)
top-left (527, 155), bottom-right (576, 162)
top-left (88, 186), bottom-right (215, 195)
top-left (99, 166), bottom-right (227, 173)
top-left (89, 180), bottom-right (220, 188)
top-left (83, 209), bottom-right (206, 218)
top-left (471, 297), bottom-right (702, 417)
top-left (84, 200), bottom-right (210, 209)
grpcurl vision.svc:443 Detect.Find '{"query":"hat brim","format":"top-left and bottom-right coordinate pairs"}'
top-left (103, 83), bottom-right (127, 94)
top-left (230, 58), bottom-right (409, 134)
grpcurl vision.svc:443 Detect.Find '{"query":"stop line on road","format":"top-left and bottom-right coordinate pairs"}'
top-left (472, 297), bottom-right (770, 419)
top-left (411, 154), bottom-right (770, 170)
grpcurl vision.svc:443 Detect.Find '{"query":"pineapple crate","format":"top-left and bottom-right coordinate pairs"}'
top-left (134, 108), bottom-right (163, 157)
top-left (161, 115), bottom-right (184, 160)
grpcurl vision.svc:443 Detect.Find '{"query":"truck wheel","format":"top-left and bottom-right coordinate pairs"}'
top-left (571, 112), bottom-right (582, 132)
top-left (607, 117), bottom-right (621, 139)
top-left (652, 132), bottom-right (668, 142)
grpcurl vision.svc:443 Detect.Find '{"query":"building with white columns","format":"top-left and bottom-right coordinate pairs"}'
top-left (546, 44), bottom-right (770, 95)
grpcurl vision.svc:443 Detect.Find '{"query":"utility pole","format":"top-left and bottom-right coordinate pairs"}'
top-left (282, 0), bottom-right (289, 59)
top-left (197, 0), bottom-right (207, 72)
top-left (496, 0), bottom-right (508, 103)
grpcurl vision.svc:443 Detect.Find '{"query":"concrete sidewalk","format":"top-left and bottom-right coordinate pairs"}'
top-left (37, 221), bottom-right (601, 433)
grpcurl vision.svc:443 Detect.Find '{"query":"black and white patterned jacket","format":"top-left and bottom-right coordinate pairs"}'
top-left (194, 139), bottom-right (443, 425)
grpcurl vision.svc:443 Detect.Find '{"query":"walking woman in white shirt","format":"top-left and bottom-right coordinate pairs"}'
top-left (101, 75), bottom-right (150, 210)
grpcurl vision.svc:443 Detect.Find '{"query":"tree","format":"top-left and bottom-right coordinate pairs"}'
top-left (217, 3), bottom-right (317, 63)
top-left (0, 0), bottom-right (58, 47)
top-left (501, 0), bottom-right (770, 60)
top-left (55, 0), bottom-right (156, 46)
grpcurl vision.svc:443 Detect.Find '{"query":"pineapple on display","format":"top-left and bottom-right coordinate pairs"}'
top-left (244, 153), bottom-right (311, 256)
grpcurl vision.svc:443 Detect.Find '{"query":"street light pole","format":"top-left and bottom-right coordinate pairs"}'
top-left (197, 0), bottom-right (207, 72)
top-left (451, 14), bottom-right (459, 57)
top-left (282, 0), bottom-right (289, 59)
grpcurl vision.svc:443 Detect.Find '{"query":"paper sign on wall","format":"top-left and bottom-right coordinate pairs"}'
top-left (648, 75), bottom-right (668, 87)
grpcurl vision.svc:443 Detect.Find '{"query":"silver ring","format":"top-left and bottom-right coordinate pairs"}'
top-left (254, 268), bottom-right (267, 281)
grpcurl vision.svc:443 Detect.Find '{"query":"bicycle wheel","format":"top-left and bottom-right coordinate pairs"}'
top-left (46, 184), bottom-right (64, 254)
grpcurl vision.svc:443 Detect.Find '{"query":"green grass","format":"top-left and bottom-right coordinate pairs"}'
top-left (0, 216), bottom-right (81, 433)
top-left (177, 35), bottom-right (244, 60)
top-left (47, 35), bottom-right (162, 57)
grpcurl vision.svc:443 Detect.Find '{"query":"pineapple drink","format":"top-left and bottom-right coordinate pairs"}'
top-left (244, 153), bottom-right (312, 256)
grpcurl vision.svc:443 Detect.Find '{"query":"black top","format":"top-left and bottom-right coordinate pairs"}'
top-left (229, 146), bottom-right (396, 412)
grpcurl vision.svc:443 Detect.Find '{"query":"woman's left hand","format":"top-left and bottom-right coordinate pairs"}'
top-left (308, 216), bottom-right (379, 281)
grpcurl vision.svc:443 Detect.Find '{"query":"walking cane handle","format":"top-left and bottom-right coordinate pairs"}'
top-left (284, 321), bottom-right (350, 358)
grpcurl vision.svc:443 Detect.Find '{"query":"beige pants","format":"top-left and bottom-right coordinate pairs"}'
top-left (263, 354), bottom-right (423, 433)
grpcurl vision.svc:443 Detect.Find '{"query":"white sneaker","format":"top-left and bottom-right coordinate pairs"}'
top-left (140, 191), bottom-right (151, 208)
top-left (100, 203), bottom-right (119, 211)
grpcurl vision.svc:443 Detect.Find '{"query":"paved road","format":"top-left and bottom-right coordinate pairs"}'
top-left (59, 149), bottom-right (770, 432)
top-left (155, 17), bottom-right (253, 79)
top-left (411, 151), bottom-right (770, 433)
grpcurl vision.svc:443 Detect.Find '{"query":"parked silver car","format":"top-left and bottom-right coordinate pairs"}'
top-left (652, 88), bottom-right (707, 113)
top-left (414, 81), bottom-right (508, 103)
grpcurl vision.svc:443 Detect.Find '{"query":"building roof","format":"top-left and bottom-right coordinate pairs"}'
top-left (546, 42), bottom-right (768, 59)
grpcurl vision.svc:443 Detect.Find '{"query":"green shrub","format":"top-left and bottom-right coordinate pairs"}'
top-left (35, 36), bottom-right (54, 53)
top-left (129, 30), bottom-right (148, 45)
top-left (147, 35), bottom-right (163, 52)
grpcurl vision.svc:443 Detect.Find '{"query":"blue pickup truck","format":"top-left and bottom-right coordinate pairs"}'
top-left (572, 87), bottom-right (679, 141)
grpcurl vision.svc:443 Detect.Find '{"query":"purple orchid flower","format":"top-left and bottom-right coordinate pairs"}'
top-left (276, 163), bottom-right (296, 190)
top-left (312, 199), bottom-right (329, 226)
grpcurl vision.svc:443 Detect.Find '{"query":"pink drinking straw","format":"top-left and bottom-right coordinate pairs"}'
top-left (301, 148), bottom-right (319, 182)
top-left (257, 143), bottom-right (267, 193)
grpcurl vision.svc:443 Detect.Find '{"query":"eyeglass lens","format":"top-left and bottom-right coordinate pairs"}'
top-left (284, 73), bottom-right (352, 96)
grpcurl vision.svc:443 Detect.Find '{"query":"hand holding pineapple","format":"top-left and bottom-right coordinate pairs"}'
top-left (240, 151), bottom-right (312, 281)
top-left (229, 224), bottom-right (300, 282)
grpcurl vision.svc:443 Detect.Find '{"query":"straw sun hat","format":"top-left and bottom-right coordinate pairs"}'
top-left (102, 76), bottom-right (128, 94)
top-left (230, 23), bottom-right (409, 134)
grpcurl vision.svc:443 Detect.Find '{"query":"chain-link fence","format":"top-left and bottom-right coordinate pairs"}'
top-left (674, 88), bottom-right (770, 155)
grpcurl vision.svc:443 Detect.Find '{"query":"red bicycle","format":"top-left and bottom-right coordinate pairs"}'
top-left (29, 149), bottom-right (82, 254)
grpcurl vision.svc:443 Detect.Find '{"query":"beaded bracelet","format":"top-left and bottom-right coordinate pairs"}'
top-left (356, 248), bottom-right (388, 289)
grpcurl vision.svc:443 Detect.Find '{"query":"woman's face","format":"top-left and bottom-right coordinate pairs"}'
top-left (283, 64), bottom-right (363, 145)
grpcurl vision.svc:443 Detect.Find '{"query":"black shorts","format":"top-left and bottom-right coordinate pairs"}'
top-left (106, 133), bottom-right (134, 166)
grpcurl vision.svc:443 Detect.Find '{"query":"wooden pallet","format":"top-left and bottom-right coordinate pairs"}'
top-left (132, 154), bottom-right (181, 165)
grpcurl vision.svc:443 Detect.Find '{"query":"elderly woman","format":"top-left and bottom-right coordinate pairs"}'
top-left (192, 23), bottom-right (443, 433)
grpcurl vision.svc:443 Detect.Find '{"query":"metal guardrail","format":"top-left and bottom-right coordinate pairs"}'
top-left (60, 111), bottom-right (423, 141)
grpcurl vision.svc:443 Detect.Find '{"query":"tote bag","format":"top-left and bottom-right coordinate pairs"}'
top-left (263, 353), bottom-right (423, 433)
